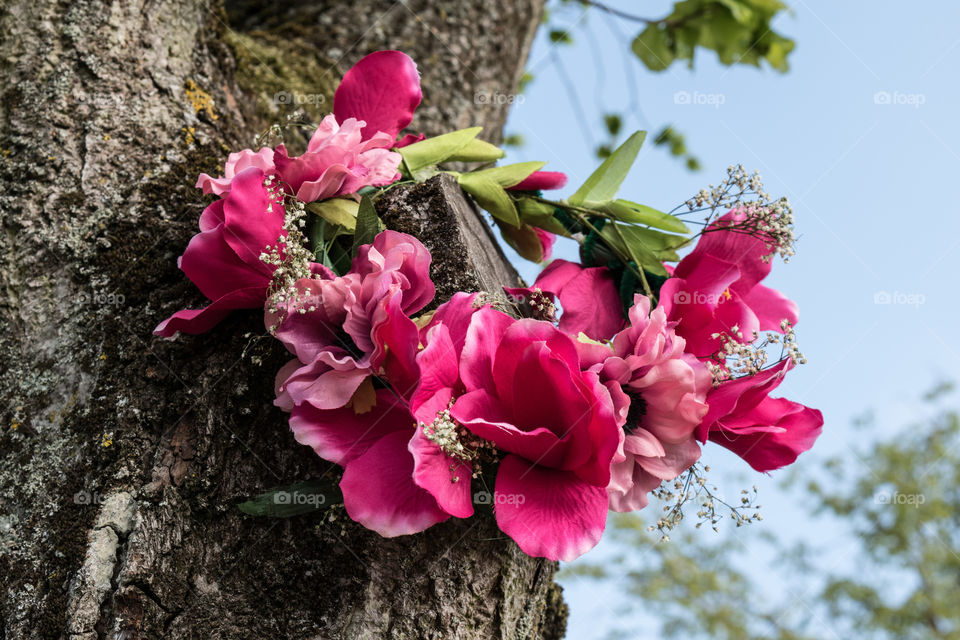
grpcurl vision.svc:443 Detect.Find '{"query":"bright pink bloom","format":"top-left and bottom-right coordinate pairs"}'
top-left (579, 295), bottom-right (710, 511)
top-left (272, 230), bottom-right (434, 410)
top-left (408, 293), bottom-right (483, 519)
top-left (699, 359), bottom-right (823, 472)
top-left (333, 50), bottom-right (422, 143)
top-left (273, 115), bottom-right (401, 202)
top-left (507, 259), bottom-right (624, 341)
top-left (507, 170), bottom-right (568, 192)
top-left (288, 388), bottom-right (449, 536)
top-left (154, 168), bottom-right (283, 337)
top-left (451, 309), bottom-right (620, 561)
top-left (195, 147), bottom-right (275, 196)
top-left (659, 210), bottom-right (799, 358)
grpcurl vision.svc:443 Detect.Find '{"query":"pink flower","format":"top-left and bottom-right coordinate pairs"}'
top-left (273, 115), bottom-right (402, 203)
top-left (698, 359), bottom-right (823, 472)
top-left (289, 389), bottom-right (449, 537)
top-left (506, 259), bottom-right (624, 341)
top-left (408, 293), bottom-right (484, 519)
top-left (272, 230), bottom-right (435, 410)
top-left (333, 50), bottom-right (423, 143)
top-left (578, 295), bottom-right (710, 511)
top-left (450, 308), bottom-right (621, 561)
top-left (154, 167), bottom-right (283, 337)
top-left (507, 170), bottom-right (568, 192)
top-left (195, 147), bottom-right (275, 196)
top-left (659, 210), bottom-right (799, 358)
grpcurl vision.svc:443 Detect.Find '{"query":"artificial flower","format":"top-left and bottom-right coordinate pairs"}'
top-left (659, 210), bottom-right (799, 358)
top-left (698, 359), bottom-right (823, 472)
top-left (154, 167), bottom-right (283, 337)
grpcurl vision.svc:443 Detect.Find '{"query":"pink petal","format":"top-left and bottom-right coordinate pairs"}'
top-left (408, 428), bottom-right (474, 518)
top-left (493, 454), bottom-right (608, 561)
top-left (334, 50), bottom-right (422, 141)
top-left (741, 283), bottom-right (799, 330)
top-left (507, 170), bottom-right (568, 192)
top-left (340, 430), bottom-right (449, 536)
top-left (221, 167), bottom-right (286, 270)
top-left (153, 285), bottom-right (266, 337)
top-left (288, 388), bottom-right (408, 465)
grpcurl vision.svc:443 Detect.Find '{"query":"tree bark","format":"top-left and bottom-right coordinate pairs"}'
top-left (0, 1), bottom-right (568, 638)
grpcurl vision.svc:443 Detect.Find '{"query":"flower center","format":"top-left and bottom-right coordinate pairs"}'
top-left (623, 389), bottom-right (648, 435)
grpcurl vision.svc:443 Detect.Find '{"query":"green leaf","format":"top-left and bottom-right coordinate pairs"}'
top-left (465, 161), bottom-right (544, 188)
top-left (306, 198), bottom-right (359, 230)
top-left (631, 26), bottom-right (675, 72)
top-left (238, 479), bottom-right (341, 517)
top-left (497, 221), bottom-right (544, 263)
top-left (398, 127), bottom-right (483, 176)
top-left (604, 113), bottom-right (623, 137)
top-left (596, 199), bottom-right (690, 234)
top-left (458, 173), bottom-right (520, 227)
top-left (351, 195), bottom-right (383, 257)
top-left (569, 131), bottom-right (647, 206)
top-left (549, 29), bottom-right (573, 44)
top-left (447, 137), bottom-right (505, 163)
top-left (599, 223), bottom-right (671, 277)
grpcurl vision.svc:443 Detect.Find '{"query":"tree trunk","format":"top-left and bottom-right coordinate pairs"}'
top-left (0, 1), bottom-right (568, 638)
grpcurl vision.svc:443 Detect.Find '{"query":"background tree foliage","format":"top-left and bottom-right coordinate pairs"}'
top-left (531, 0), bottom-right (795, 164)
top-left (565, 384), bottom-right (960, 639)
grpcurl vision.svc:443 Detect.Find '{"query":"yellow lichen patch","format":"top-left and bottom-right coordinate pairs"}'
top-left (183, 126), bottom-right (196, 146)
top-left (98, 353), bottom-right (107, 361)
top-left (2, 148), bottom-right (11, 157)
top-left (101, 432), bottom-right (114, 448)
top-left (184, 79), bottom-right (218, 120)
top-left (10, 421), bottom-right (19, 431)
top-left (103, 134), bottom-right (110, 141)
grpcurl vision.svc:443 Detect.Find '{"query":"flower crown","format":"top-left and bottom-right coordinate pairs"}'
top-left (156, 50), bottom-right (822, 562)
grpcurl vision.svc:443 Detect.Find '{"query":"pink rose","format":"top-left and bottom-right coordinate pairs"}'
top-left (659, 210), bottom-right (799, 358)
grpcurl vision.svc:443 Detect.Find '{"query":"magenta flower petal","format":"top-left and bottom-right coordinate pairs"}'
top-left (221, 167), bottom-right (286, 271)
top-left (701, 360), bottom-right (823, 471)
top-left (517, 259), bottom-right (624, 340)
top-left (153, 286), bottom-right (266, 337)
top-left (493, 454), bottom-right (608, 561)
top-left (507, 170), bottom-right (568, 192)
top-left (287, 388), bottom-right (407, 465)
top-left (340, 430), bottom-right (449, 537)
top-left (334, 50), bottom-right (422, 142)
top-left (534, 228), bottom-right (556, 262)
top-left (408, 427), bottom-right (474, 518)
top-left (741, 283), bottom-right (799, 330)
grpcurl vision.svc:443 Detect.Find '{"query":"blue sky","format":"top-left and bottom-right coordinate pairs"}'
top-left (501, 1), bottom-right (960, 636)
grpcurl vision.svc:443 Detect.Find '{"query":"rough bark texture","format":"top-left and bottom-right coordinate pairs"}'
top-left (0, 0), bottom-right (567, 638)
